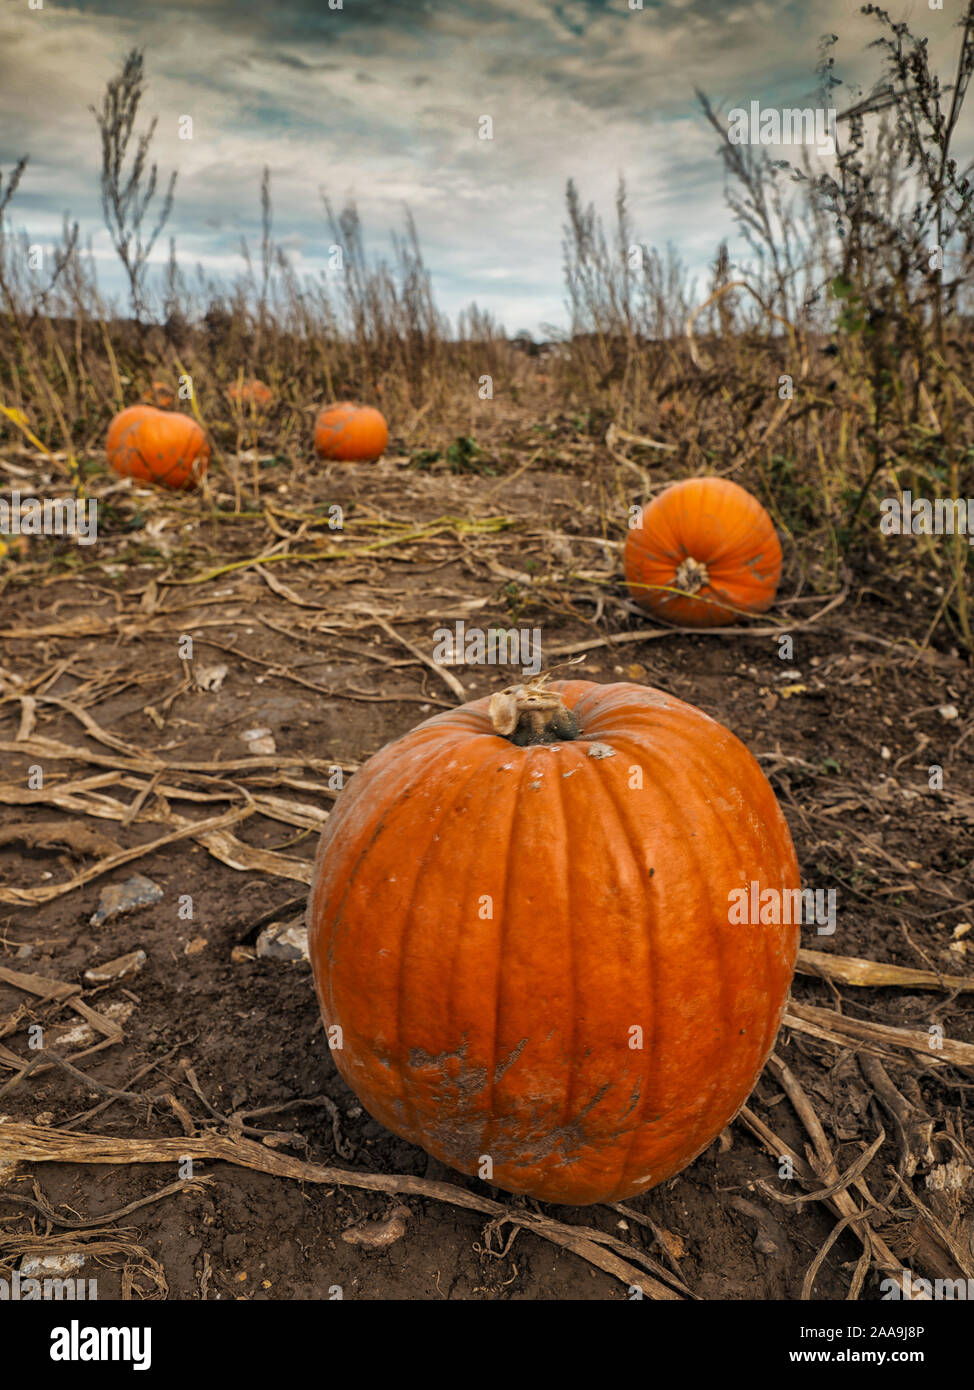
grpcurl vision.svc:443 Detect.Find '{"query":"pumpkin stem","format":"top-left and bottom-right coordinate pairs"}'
top-left (488, 675), bottom-right (579, 747)
top-left (674, 556), bottom-right (710, 594)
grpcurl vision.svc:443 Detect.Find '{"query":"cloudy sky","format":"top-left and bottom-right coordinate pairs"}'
top-left (0, 0), bottom-right (967, 333)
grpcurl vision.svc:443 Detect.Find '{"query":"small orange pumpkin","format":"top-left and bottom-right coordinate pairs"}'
top-left (307, 676), bottom-right (800, 1205)
top-left (313, 402), bottom-right (388, 462)
top-left (141, 381), bottom-right (176, 408)
top-left (106, 406), bottom-right (210, 490)
top-left (625, 476), bottom-right (782, 627)
top-left (227, 378), bottom-right (273, 410)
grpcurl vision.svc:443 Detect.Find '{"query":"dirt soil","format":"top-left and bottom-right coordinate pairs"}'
top-left (1, 449), bottom-right (972, 1301)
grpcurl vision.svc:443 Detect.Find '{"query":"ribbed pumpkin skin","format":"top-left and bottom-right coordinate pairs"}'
top-left (313, 402), bottom-right (388, 461)
top-left (625, 477), bottom-right (782, 627)
top-left (106, 406), bottom-right (210, 490)
top-left (308, 680), bottom-right (800, 1205)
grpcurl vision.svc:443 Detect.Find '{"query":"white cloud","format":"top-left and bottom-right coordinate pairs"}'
top-left (1, 0), bottom-right (969, 331)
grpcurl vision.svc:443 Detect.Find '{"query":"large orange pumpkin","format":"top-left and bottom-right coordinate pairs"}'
top-left (227, 378), bottom-right (273, 410)
top-left (307, 677), bottom-right (801, 1205)
top-left (313, 402), bottom-right (388, 461)
top-left (625, 477), bottom-right (782, 627)
top-left (106, 406), bottom-right (210, 490)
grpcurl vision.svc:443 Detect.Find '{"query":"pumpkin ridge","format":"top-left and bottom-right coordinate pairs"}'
top-left (441, 770), bottom-right (498, 1125)
top-left (461, 742), bottom-right (532, 1162)
top-left (692, 747), bottom-right (773, 1105)
top-left (314, 730), bottom-right (494, 1059)
top-left (565, 716), bottom-right (736, 1198)
top-left (390, 739), bottom-right (511, 1140)
top-left (753, 835), bottom-right (800, 1069)
top-left (565, 679), bottom-right (671, 730)
top-left (699, 484), bottom-right (754, 542)
top-left (549, 743), bottom-right (581, 1146)
top-left (312, 738), bottom-right (438, 972)
top-left (703, 557), bottom-right (773, 594)
top-left (533, 749), bottom-right (596, 1166)
top-left (640, 728), bottom-right (737, 1154)
top-left (705, 550), bottom-right (781, 598)
top-left (489, 750), bottom-right (566, 1162)
top-left (660, 714), bottom-right (776, 1109)
top-left (567, 743), bottom-right (659, 1199)
top-left (705, 522), bottom-right (780, 568)
top-left (375, 750), bottom-right (486, 1128)
top-left (718, 530), bottom-right (780, 578)
top-left (485, 735), bottom-right (618, 1184)
top-left (315, 796), bottom-right (392, 996)
top-left (674, 724), bottom-right (799, 1104)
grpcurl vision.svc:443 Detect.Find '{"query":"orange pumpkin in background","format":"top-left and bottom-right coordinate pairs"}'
top-left (227, 378), bottom-right (273, 410)
top-left (625, 476), bottom-right (782, 627)
top-left (106, 406), bottom-right (210, 490)
top-left (141, 381), bottom-right (176, 408)
top-left (105, 405), bottom-right (154, 461)
top-left (313, 402), bottom-right (388, 461)
top-left (307, 677), bottom-right (801, 1205)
